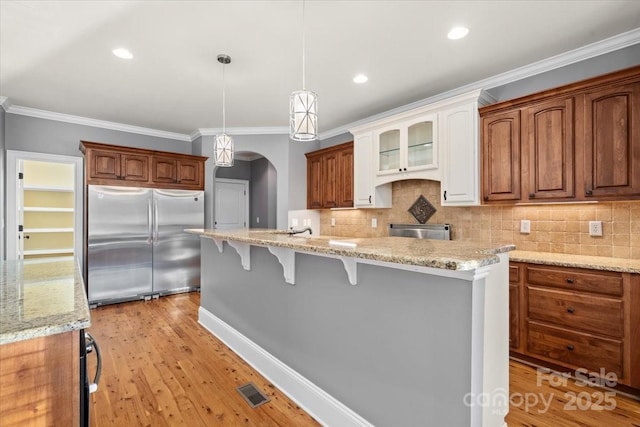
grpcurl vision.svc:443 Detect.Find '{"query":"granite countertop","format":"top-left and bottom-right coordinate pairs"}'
top-left (187, 228), bottom-right (514, 271)
top-left (510, 250), bottom-right (640, 274)
top-left (0, 259), bottom-right (91, 345)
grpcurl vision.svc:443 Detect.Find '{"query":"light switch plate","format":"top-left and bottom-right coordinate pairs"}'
top-left (331, 218), bottom-right (335, 227)
top-left (520, 219), bottom-right (531, 234)
top-left (371, 218), bottom-right (377, 228)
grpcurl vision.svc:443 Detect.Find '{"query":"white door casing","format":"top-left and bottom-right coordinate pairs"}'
top-left (6, 151), bottom-right (83, 268)
top-left (214, 178), bottom-right (249, 230)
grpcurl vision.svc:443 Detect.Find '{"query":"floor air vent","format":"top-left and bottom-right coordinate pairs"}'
top-left (237, 382), bottom-right (270, 408)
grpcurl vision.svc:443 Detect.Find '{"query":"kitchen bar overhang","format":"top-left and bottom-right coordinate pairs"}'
top-left (189, 228), bottom-right (513, 427)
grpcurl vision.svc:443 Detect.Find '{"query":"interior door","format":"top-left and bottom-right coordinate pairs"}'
top-left (214, 179), bottom-right (249, 230)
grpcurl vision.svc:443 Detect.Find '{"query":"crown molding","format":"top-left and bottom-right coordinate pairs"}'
top-left (192, 126), bottom-right (288, 141)
top-left (0, 96), bottom-right (12, 112)
top-left (3, 29), bottom-right (638, 142)
top-left (5, 104), bottom-right (191, 142)
top-left (320, 27), bottom-right (640, 140)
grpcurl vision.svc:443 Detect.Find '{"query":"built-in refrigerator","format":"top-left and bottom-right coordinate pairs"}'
top-left (87, 185), bottom-right (203, 305)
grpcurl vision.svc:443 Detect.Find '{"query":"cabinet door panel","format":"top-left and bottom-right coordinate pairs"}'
top-left (509, 283), bottom-right (519, 349)
top-left (322, 152), bottom-right (338, 208)
top-left (306, 155), bottom-right (323, 209)
top-left (177, 159), bottom-right (201, 186)
top-left (526, 98), bottom-right (575, 200)
top-left (89, 149), bottom-right (120, 180)
top-left (482, 110), bottom-right (521, 202)
top-left (337, 147), bottom-right (354, 208)
top-left (584, 81), bottom-right (640, 198)
top-left (121, 153), bottom-right (149, 182)
top-left (441, 105), bottom-right (478, 205)
top-left (152, 157), bottom-right (177, 183)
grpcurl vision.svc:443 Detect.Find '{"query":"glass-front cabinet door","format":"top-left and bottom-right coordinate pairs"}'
top-left (407, 120), bottom-right (434, 169)
top-left (376, 127), bottom-right (401, 174)
top-left (374, 114), bottom-right (437, 177)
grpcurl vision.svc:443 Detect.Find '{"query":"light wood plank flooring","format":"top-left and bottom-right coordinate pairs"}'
top-left (88, 292), bottom-right (640, 426)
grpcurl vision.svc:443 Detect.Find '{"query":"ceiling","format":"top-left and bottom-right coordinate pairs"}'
top-left (1, 1), bottom-right (640, 139)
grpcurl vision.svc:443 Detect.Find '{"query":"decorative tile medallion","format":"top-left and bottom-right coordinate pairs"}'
top-left (408, 195), bottom-right (436, 224)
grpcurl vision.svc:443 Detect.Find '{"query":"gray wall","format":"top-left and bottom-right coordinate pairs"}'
top-left (0, 108), bottom-right (5, 260)
top-left (201, 240), bottom-right (474, 427)
top-left (288, 138), bottom-right (319, 211)
top-left (486, 43), bottom-right (640, 101)
top-left (249, 157), bottom-right (277, 229)
top-left (215, 159), bottom-right (251, 180)
top-left (5, 114), bottom-right (191, 157)
top-left (319, 132), bottom-right (353, 150)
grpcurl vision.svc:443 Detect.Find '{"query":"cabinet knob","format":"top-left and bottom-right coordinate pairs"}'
top-left (528, 193), bottom-right (535, 199)
top-left (585, 189), bottom-right (593, 196)
top-left (369, 195), bottom-right (372, 204)
top-left (443, 190), bottom-right (447, 201)
top-left (483, 196), bottom-right (489, 201)
top-left (566, 278), bottom-right (574, 284)
top-left (567, 345), bottom-right (575, 351)
top-left (403, 167), bottom-right (407, 171)
top-left (399, 168), bottom-right (402, 172)
top-left (566, 307), bottom-right (575, 314)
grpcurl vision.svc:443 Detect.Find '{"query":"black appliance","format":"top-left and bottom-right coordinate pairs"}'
top-left (80, 330), bottom-right (101, 427)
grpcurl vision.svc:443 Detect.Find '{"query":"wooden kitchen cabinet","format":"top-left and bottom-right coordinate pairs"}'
top-left (152, 156), bottom-right (202, 187)
top-left (481, 110), bottom-right (521, 202)
top-left (524, 97), bottom-right (576, 200)
top-left (80, 141), bottom-right (207, 190)
top-left (86, 148), bottom-right (149, 183)
top-left (583, 80), bottom-right (640, 198)
top-left (0, 330), bottom-right (80, 426)
top-left (508, 263), bottom-right (522, 350)
top-left (305, 141), bottom-right (353, 209)
top-left (480, 64), bottom-right (640, 203)
top-left (509, 262), bottom-right (640, 388)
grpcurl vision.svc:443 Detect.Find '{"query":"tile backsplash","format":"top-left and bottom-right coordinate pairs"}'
top-left (319, 180), bottom-right (640, 259)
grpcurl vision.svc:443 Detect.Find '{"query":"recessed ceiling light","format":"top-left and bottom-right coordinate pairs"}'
top-left (112, 48), bottom-right (133, 59)
top-left (353, 74), bottom-right (368, 84)
top-left (447, 26), bottom-right (469, 40)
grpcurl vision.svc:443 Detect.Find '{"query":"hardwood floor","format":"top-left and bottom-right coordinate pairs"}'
top-left (88, 292), bottom-right (640, 426)
top-left (87, 292), bottom-right (319, 427)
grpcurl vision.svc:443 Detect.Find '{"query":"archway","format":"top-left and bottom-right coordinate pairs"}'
top-left (214, 151), bottom-right (277, 229)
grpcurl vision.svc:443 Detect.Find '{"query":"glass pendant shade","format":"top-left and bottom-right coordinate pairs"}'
top-left (290, 89), bottom-right (318, 141)
top-left (214, 134), bottom-right (234, 167)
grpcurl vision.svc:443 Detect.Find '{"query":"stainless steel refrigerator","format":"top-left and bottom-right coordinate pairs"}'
top-left (87, 185), bottom-right (204, 305)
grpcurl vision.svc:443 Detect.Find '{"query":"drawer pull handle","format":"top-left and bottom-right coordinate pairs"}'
top-left (567, 345), bottom-right (575, 351)
top-left (567, 307), bottom-right (575, 314)
top-left (566, 278), bottom-right (575, 284)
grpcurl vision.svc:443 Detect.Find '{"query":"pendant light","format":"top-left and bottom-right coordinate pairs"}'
top-left (289, 0), bottom-right (318, 141)
top-left (215, 54), bottom-right (234, 167)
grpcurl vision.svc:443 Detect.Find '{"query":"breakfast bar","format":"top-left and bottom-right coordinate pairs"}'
top-left (190, 229), bottom-right (513, 427)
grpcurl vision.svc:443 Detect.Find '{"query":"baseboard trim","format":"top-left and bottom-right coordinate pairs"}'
top-left (198, 307), bottom-right (373, 427)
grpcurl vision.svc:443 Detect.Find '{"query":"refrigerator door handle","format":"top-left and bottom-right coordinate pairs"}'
top-left (147, 199), bottom-right (153, 245)
top-left (153, 199), bottom-right (159, 246)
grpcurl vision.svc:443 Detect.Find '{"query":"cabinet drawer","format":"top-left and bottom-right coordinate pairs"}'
top-left (526, 266), bottom-right (622, 296)
top-left (527, 322), bottom-right (622, 377)
top-left (527, 287), bottom-right (623, 337)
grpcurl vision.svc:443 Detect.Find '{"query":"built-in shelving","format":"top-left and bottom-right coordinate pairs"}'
top-left (21, 161), bottom-right (76, 259)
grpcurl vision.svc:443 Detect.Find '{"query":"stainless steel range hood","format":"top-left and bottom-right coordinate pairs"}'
top-left (388, 223), bottom-right (451, 240)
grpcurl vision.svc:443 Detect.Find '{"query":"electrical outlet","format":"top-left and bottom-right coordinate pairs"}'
top-left (331, 218), bottom-right (336, 227)
top-left (520, 219), bottom-right (531, 234)
top-left (589, 221), bottom-right (603, 237)
top-left (256, 217), bottom-right (260, 224)
top-left (371, 218), bottom-right (377, 228)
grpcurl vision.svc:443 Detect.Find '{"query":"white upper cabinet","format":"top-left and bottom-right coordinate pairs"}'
top-left (351, 89), bottom-right (493, 206)
top-left (353, 132), bottom-right (391, 208)
top-left (373, 113), bottom-right (439, 185)
top-left (439, 90), bottom-right (495, 206)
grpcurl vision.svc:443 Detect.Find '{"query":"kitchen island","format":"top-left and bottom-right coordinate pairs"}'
top-left (0, 258), bottom-right (91, 426)
top-left (189, 229), bottom-right (513, 427)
